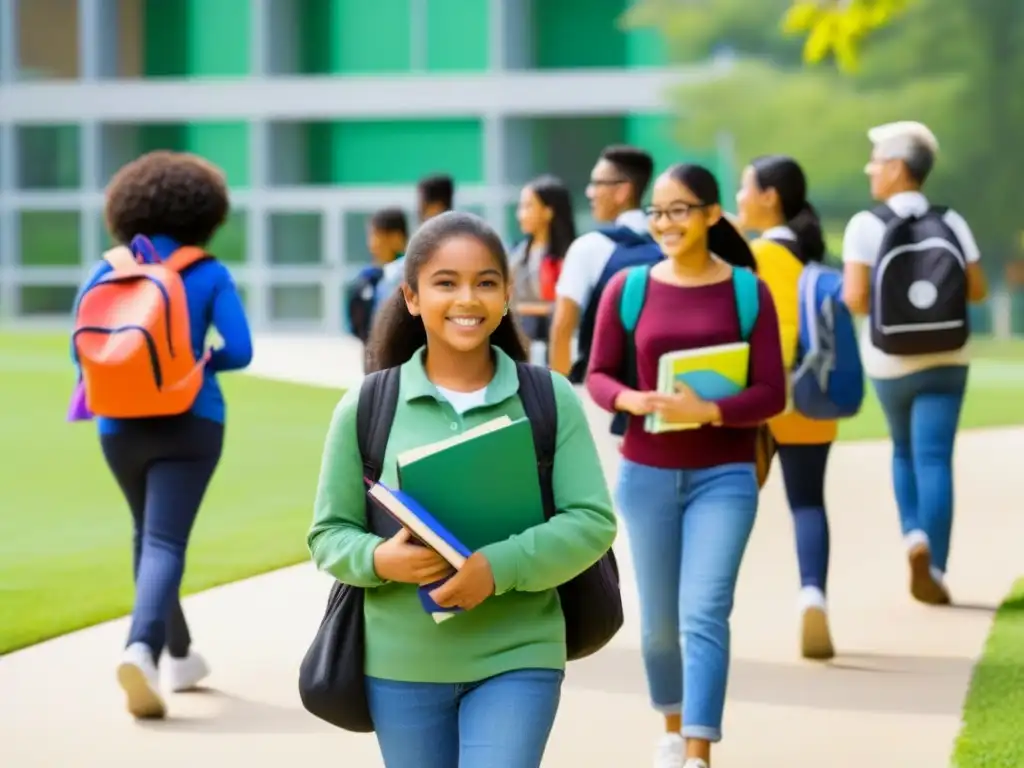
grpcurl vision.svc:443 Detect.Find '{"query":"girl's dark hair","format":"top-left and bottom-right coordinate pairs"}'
top-left (665, 163), bottom-right (756, 271)
top-left (750, 154), bottom-right (825, 263)
top-left (523, 174), bottom-right (577, 261)
top-left (104, 150), bottom-right (229, 246)
top-left (365, 211), bottom-right (530, 372)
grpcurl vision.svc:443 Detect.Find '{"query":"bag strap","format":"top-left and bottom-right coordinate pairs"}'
top-left (618, 265), bottom-right (651, 333)
top-left (164, 246), bottom-right (211, 273)
top-left (515, 362), bottom-right (558, 521)
top-left (731, 266), bottom-right (760, 341)
top-left (871, 203), bottom-right (899, 226)
top-left (356, 367), bottom-right (401, 485)
top-left (102, 246), bottom-right (138, 272)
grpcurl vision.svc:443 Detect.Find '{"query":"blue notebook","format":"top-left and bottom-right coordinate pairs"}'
top-left (366, 481), bottom-right (472, 623)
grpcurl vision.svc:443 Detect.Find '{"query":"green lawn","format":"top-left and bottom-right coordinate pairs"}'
top-left (839, 338), bottom-right (1024, 440)
top-left (953, 578), bottom-right (1024, 768)
top-left (2, 332), bottom-right (1024, 656)
top-left (0, 332), bottom-right (343, 654)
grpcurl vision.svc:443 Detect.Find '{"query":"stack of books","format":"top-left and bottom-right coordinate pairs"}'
top-left (367, 415), bottom-right (546, 623)
top-left (645, 341), bottom-right (750, 433)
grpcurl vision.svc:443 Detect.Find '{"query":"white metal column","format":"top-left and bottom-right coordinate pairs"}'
top-left (0, 0), bottom-right (19, 319)
top-left (409, 0), bottom-right (428, 73)
top-left (78, 0), bottom-right (107, 274)
top-left (485, 0), bottom-right (509, 243)
top-left (246, 0), bottom-right (271, 329)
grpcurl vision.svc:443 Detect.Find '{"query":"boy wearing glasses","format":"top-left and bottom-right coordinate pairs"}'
top-left (550, 145), bottom-right (659, 382)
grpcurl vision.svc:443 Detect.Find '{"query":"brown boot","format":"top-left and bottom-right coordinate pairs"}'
top-left (801, 606), bottom-right (835, 660)
top-left (908, 542), bottom-right (950, 605)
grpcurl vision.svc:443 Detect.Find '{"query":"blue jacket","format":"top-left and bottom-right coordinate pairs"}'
top-left (71, 235), bottom-right (253, 434)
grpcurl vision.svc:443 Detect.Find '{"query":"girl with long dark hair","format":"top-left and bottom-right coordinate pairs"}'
top-left (309, 211), bottom-right (616, 768)
top-left (509, 175), bottom-right (577, 361)
top-left (586, 164), bottom-right (785, 768)
top-left (736, 154), bottom-right (839, 661)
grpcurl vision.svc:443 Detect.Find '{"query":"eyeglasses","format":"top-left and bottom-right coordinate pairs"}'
top-left (644, 202), bottom-right (710, 223)
top-left (587, 178), bottom-right (628, 188)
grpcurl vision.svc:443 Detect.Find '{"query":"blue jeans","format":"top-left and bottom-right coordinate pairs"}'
top-left (615, 460), bottom-right (758, 742)
top-left (366, 668), bottom-right (563, 768)
top-left (872, 365), bottom-right (967, 573)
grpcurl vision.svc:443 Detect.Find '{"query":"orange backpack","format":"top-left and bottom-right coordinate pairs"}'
top-left (73, 245), bottom-right (211, 419)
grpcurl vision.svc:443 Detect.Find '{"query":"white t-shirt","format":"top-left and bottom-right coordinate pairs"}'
top-left (555, 209), bottom-right (649, 312)
top-left (841, 191), bottom-right (980, 379)
top-left (435, 385), bottom-right (487, 414)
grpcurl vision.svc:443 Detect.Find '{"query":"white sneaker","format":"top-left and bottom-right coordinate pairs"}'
top-left (116, 643), bottom-right (166, 719)
top-left (165, 651), bottom-right (210, 692)
top-left (654, 733), bottom-right (685, 768)
top-left (683, 760), bottom-right (709, 768)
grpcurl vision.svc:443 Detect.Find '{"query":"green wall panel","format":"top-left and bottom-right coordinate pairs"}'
top-left (427, 0), bottom-right (488, 72)
top-left (625, 114), bottom-right (678, 184)
top-left (143, 0), bottom-right (249, 77)
top-left (185, 0), bottom-right (250, 76)
top-left (298, 0), bottom-right (333, 74)
top-left (143, 0), bottom-right (187, 76)
top-left (535, 0), bottom-right (627, 69)
top-left (326, 120), bottom-right (484, 184)
top-left (185, 123), bottom-right (251, 187)
top-left (331, 0), bottom-right (411, 73)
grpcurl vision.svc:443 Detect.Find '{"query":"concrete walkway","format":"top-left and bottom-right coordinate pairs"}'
top-left (3, 333), bottom-right (1022, 767)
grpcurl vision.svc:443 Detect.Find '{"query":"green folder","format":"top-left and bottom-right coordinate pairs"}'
top-left (396, 416), bottom-right (546, 551)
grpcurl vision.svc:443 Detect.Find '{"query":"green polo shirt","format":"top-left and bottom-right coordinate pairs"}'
top-left (308, 347), bottom-right (617, 683)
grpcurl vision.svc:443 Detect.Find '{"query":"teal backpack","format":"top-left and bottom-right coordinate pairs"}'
top-left (609, 264), bottom-right (761, 436)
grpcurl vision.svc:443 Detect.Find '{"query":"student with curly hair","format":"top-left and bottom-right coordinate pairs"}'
top-left (70, 151), bottom-right (253, 720)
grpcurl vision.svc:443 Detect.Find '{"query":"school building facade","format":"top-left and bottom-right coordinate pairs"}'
top-left (0, 0), bottom-right (731, 330)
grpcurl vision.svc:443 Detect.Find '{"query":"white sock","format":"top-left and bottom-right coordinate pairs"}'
top-left (904, 529), bottom-right (930, 552)
top-left (798, 585), bottom-right (827, 613)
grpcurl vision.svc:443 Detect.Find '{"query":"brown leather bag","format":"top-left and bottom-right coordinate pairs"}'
top-left (754, 425), bottom-right (777, 488)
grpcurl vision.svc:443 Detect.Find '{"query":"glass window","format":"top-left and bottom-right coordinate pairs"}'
top-left (16, 126), bottom-right (81, 190)
top-left (99, 123), bottom-right (250, 188)
top-left (268, 212), bottom-right (323, 265)
top-left (19, 285), bottom-right (79, 315)
top-left (208, 210), bottom-right (248, 263)
top-left (19, 211), bottom-right (81, 266)
top-left (270, 285), bottom-right (323, 322)
top-left (17, 0), bottom-right (80, 80)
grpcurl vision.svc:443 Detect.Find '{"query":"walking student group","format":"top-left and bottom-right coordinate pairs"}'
top-left (67, 119), bottom-right (987, 768)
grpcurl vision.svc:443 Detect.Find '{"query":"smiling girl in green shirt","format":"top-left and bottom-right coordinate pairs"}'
top-left (308, 211), bottom-right (617, 768)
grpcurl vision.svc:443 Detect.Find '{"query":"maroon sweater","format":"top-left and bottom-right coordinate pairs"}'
top-left (586, 270), bottom-right (786, 470)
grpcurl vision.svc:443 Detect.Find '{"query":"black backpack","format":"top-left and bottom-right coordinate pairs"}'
top-left (298, 362), bottom-right (623, 732)
top-left (869, 204), bottom-right (969, 355)
top-left (345, 266), bottom-right (384, 343)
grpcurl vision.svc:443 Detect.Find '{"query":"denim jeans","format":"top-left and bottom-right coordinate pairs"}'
top-left (615, 459), bottom-right (759, 742)
top-left (871, 365), bottom-right (968, 573)
top-left (366, 668), bottom-right (563, 768)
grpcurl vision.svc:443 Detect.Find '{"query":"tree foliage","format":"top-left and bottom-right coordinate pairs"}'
top-left (627, 0), bottom-right (1024, 260)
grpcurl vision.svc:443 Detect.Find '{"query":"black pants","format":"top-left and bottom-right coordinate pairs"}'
top-left (776, 442), bottom-right (832, 592)
top-left (100, 414), bottom-right (223, 661)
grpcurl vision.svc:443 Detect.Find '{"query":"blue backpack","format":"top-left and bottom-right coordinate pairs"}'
top-left (609, 264), bottom-right (760, 436)
top-left (569, 226), bottom-right (663, 383)
top-left (791, 261), bottom-right (864, 419)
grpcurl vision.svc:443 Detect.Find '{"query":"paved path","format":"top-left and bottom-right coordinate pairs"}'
top-left (3, 333), bottom-right (1022, 767)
